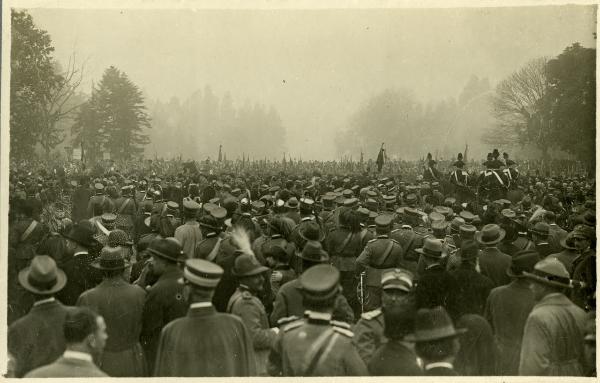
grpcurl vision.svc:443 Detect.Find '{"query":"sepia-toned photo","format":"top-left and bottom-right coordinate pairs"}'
top-left (1, 0), bottom-right (597, 379)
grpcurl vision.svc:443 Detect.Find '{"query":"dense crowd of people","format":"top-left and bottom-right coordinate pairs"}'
top-left (6, 150), bottom-right (596, 377)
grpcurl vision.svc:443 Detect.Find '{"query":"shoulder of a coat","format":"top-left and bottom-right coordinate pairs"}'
top-left (367, 238), bottom-right (378, 244)
top-left (330, 320), bottom-right (351, 329)
top-left (360, 308), bottom-right (382, 321)
top-left (332, 326), bottom-right (354, 338)
top-left (277, 315), bottom-right (301, 327)
top-left (282, 319), bottom-right (304, 333)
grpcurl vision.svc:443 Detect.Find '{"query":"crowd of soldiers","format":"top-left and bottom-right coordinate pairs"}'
top-left (6, 149), bottom-right (596, 377)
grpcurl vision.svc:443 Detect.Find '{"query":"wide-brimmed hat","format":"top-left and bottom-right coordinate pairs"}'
top-left (298, 221), bottom-right (326, 242)
top-left (405, 306), bottom-right (467, 342)
top-left (475, 224), bottom-right (506, 245)
top-left (559, 232), bottom-right (578, 250)
top-left (449, 217), bottom-right (465, 233)
top-left (18, 255), bottom-right (67, 295)
top-left (148, 237), bottom-right (185, 263)
top-left (415, 237), bottom-right (444, 258)
top-left (232, 253), bottom-right (269, 277)
top-left (523, 258), bottom-right (572, 289)
top-left (507, 250), bottom-right (540, 278)
top-left (298, 240), bottom-right (329, 263)
top-left (529, 222), bottom-right (550, 237)
top-left (571, 224), bottom-right (595, 241)
top-left (62, 223), bottom-right (97, 248)
top-left (91, 246), bottom-right (130, 270)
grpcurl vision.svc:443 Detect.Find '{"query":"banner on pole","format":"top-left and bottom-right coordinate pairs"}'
top-left (103, 152), bottom-right (111, 160)
top-left (73, 148), bottom-right (82, 161)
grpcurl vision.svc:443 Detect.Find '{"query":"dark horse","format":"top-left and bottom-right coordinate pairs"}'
top-left (477, 169), bottom-right (508, 201)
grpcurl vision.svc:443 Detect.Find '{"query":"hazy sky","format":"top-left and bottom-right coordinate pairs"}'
top-left (25, 5), bottom-right (597, 160)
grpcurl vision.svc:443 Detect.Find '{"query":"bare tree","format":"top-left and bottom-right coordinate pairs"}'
top-left (39, 54), bottom-right (86, 157)
top-left (483, 57), bottom-right (550, 156)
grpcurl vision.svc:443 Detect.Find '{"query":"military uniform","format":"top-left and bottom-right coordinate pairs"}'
top-left (325, 226), bottom-right (373, 317)
top-left (268, 265), bottom-right (367, 376)
top-left (194, 232), bottom-right (223, 261)
top-left (352, 308), bottom-right (384, 364)
top-left (227, 285), bottom-right (277, 375)
top-left (355, 217), bottom-right (406, 311)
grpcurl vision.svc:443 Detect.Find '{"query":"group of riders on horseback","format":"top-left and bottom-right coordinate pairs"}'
top-left (423, 148), bottom-right (520, 202)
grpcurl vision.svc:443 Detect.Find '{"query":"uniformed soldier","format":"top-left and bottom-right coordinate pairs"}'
top-left (268, 264), bottom-right (368, 376)
top-left (94, 213), bottom-right (117, 247)
top-left (325, 207), bottom-right (373, 318)
top-left (87, 183), bottom-right (114, 218)
top-left (319, 194), bottom-right (337, 232)
top-left (352, 268), bottom-right (414, 365)
top-left (355, 214), bottom-right (406, 311)
top-left (289, 198), bottom-right (319, 249)
top-left (174, 200), bottom-right (203, 259)
top-left (114, 185), bottom-right (137, 238)
top-left (154, 258), bottom-right (256, 377)
top-left (270, 240), bottom-right (354, 325)
top-left (227, 253), bottom-right (277, 375)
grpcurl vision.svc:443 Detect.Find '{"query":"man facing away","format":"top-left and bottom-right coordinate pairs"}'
top-left (25, 307), bottom-right (109, 377)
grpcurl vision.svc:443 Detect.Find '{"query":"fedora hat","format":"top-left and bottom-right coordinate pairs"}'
top-left (475, 224), bottom-right (506, 245)
top-left (18, 255), bottom-right (67, 295)
top-left (148, 237), bottom-right (185, 263)
top-left (91, 246), bottom-right (130, 270)
top-left (523, 258), bottom-right (572, 289)
top-left (507, 250), bottom-right (540, 278)
top-left (298, 240), bottom-right (329, 263)
top-left (559, 232), bottom-right (578, 250)
top-left (529, 222), bottom-right (550, 237)
top-left (232, 253), bottom-right (269, 277)
top-left (284, 197), bottom-right (299, 209)
top-left (299, 221), bottom-right (326, 242)
top-left (415, 237), bottom-right (444, 258)
top-left (405, 306), bottom-right (466, 342)
top-left (449, 217), bottom-right (465, 233)
top-left (62, 223), bottom-right (97, 248)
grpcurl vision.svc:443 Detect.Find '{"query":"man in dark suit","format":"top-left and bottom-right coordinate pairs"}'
top-left (25, 307), bottom-right (108, 377)
top-left (530, 221), bottom-right (554, 258)
top-left (484, 250), bottom-right (539, 375)
top-left (71, 176), bottom-right (93, 222)
top-left (59, 223), bottom-right (100, 305)
top-left (448, 240), bottom-right (494, 317)
top-left (77, 246), bottom-right (147, 377)
top-left (154, 258), bottom-right (256, 376)
top-left (407, 306), bottom-right (465, 376)
top-left (475, 224), bottom-right (511, 287)
top-left (8, 256), bottom-right (72, 377)
top-left (140, 238), bottom-right (188, 373)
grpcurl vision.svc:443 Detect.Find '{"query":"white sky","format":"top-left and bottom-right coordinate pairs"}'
top-left (23, 5), bottom-right (597, 160)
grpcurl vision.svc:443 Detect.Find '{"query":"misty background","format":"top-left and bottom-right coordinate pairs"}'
top-left (25, 5), bottom-right (596, 161)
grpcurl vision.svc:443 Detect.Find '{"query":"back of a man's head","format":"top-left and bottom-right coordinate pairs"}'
top-left (64, 307), bottom-right (98, 345)
top-left (383, 299), bottom-right (416, 341)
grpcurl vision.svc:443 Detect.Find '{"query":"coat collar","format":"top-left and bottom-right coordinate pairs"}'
top-left (188, 304), bottom-right (216, 317)
top-left (535, 292), bottom-right (573, 308)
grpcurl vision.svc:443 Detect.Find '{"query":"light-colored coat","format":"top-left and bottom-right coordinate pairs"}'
top-left (519, 293), bottom-right (587, 376)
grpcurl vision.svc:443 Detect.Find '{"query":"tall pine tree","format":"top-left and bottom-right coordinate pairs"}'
top-left (72, 66), bottom-right (151, 162)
